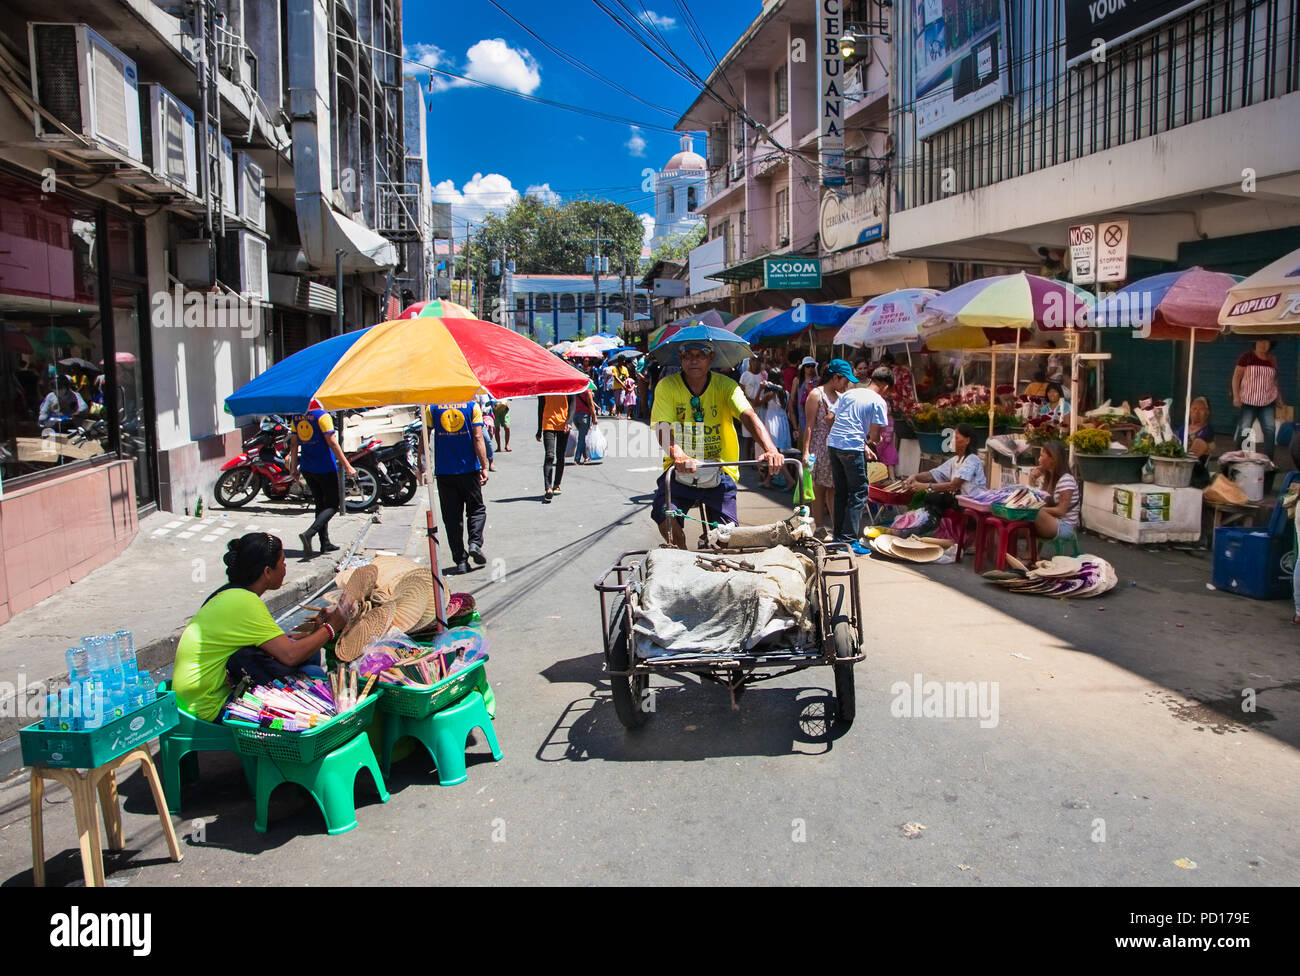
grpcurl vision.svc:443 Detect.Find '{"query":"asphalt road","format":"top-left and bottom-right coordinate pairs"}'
top-left (2, 408), bottom-right (1297, 886)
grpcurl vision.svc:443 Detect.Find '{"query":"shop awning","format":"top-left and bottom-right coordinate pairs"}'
top-left (705, 254), bottom-right (771, 284)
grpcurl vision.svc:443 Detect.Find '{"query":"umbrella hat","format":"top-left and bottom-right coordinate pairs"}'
top-left (649, 324), bottom-right (752, 371)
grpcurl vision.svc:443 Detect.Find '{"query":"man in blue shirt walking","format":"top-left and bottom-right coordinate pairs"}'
top-left (826, 364), bottom-right (894, 553)
top-left (287, 401), bottom-right (356, 559)
top-left (429, 402), bottom-right (490, 575)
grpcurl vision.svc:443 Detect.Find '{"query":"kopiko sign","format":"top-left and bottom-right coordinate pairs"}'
top-left (1065, 0), bottom-right (1209, 64)
top-left (764, 257), bottom-right (822, 290)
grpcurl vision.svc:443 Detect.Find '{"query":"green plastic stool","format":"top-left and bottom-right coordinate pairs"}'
top-left (252, 731), bottom-right (389, 835)
top-left (156, 682), bottom-right (257, 815)
top-left (1040, 534), bottom-right (1081, 558)
top-left (381, 690), bottom-right (502, 786)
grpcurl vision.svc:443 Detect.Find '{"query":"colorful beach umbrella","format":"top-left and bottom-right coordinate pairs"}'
top-left (920, 272), bottom-right (1094, 350)
top-left (746, 304), bottom-right (855, 344)
top-left (1218, 247), bottom-right (1300, 334)
top-left (730, 308), bottom-right (782, 339)
top-left (395, 299), bottom-right (477, 319)
top-left (226, 327), bottom-right (373, 416)
top-left (1097, 268), bottom-right (1243, 449)
top-left (648, 324), bottom-right (752, 371)
top-left (834, 289), bottom-right (940, 347)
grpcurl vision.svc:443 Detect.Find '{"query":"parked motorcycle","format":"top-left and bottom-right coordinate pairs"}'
top-left (214, 415), bottom-right (379, 511)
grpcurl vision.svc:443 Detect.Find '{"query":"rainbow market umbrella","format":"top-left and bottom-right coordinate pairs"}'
top-left (746, 303), bottom-right (855, 345)
top-left (834, 289), bottom-right (940, 347)
top-left (395, 299), bottom-right (477, 319)
top-left (730, 308), bottom-right (783, 340)
top-left (920, 272), bottom-right (1094, 350)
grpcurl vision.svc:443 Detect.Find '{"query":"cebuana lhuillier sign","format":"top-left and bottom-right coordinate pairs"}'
top-left (818, 0), bottom-right (845, 187)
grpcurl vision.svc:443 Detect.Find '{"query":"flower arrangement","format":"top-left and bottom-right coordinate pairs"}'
top-left (907, 403), bottom-right (946, 433)
top-left (1130, 433), bottom-right (1184, 458)
top-left (1067, 427), bottom-right (1113, 455)
top-left (1024, 415), bottom-right (1063, 445)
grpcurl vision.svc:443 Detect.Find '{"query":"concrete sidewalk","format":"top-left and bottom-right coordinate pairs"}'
top-left (0, 499), bottom-right (380, 748)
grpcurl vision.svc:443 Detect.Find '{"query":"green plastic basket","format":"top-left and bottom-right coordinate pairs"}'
top-left (226, 694), bottom-right (380, 763)
top-left (377, 657), bottom-right (488, 719)
top-left (20, 692), bottom-right (179, 769)
top-left (991, 502), bottom-right (1041, 521)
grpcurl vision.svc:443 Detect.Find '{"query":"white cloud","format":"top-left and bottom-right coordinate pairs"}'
top-left (526, 183), bottom-right (561, 207)
top-left (464, 38), bottom-right (541, 94)
top-left (638, 10), bottom-right (677, 31)
top-left (639, 213), bottom-right (655, 247)
top-left (432, 172), bottom-right (521, 226)
top-left (626, 125), bottom-right (647, 157)
top-left (406, 37), bottom-right (540, 95)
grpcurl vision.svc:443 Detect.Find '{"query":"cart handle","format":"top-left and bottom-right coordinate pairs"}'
top-left (664, 457), bottom-right (805, 518)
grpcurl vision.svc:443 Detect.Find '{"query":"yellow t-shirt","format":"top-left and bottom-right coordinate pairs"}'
top-left (173, 588), bottom-right (285, 721)
top-left (650, 372), bottom-right (752, 481)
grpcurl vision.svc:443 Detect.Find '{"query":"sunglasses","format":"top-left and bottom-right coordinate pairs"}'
top-left (689, 395), bottom-right (704, 424)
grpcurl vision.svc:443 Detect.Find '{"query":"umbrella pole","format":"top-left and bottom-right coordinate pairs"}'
top-left (1012, 331), bottom-right (1021, 395)
top-left (1184, 334), bottom-right (1196, 451)
top-left (421, 406), bottom-right (447, 634)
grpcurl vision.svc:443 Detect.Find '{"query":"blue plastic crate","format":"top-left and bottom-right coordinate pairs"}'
top-left (1212, 528), bottom-right (1290, 600)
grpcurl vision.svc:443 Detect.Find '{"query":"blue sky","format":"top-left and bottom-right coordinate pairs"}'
top-left (401, 0), bottom-right (757, 245)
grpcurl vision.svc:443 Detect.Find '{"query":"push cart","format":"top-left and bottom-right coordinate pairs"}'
top-left (594, 460), bottom-right (865, 730)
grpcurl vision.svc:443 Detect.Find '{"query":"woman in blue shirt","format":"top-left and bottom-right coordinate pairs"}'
top-left (1039, 383), bottom-right (1071, 421)
top-left (903, 424), bottom-right (987, 496)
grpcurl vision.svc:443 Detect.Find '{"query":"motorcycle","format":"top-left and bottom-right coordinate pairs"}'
top-left (349, 436), bottom-right (418, 507)
top-left (214, 415), bottom-right (379, 511)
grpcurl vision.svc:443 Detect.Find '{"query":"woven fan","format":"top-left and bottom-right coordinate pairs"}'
top-left (342, 563), bottom-right (378, 608)
top-left (390, 570), bottom-right (435, 632)
top-left (370, 555), bottom-right (423, 594)
top-left (335, 603), bottom-right (395, 662)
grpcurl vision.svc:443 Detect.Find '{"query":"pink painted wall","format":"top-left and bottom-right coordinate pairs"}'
top-left (0, 461), bottom-right (137, 624)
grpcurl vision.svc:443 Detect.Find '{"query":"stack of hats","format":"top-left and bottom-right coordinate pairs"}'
top-left (867, 535), bottom-right (952, 563)
top-left (982, 554), bottom-right (1118, 598)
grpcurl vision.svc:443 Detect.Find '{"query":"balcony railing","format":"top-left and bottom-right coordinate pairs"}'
top-left (376, 180), bottom-right (423, 242)
top-left (896, 0), bottom-right (1299, 211)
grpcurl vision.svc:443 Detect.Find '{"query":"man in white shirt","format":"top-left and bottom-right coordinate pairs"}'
top-left (826, 365), bottom-right (893, 552)
top-left (737, 357), bottom-right (766, 461)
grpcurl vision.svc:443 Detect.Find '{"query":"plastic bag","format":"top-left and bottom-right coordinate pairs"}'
top-left (586, 426), bottom-right (607, 461)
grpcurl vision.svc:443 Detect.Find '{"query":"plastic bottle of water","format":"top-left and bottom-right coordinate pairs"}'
top-left (82, 689), bottom-right (108, 730)
top-left (66, 645), bottom-right (89, 683)
top-left (56, 689), bottom-right (75, 732)
top-left (108, 687), bottom-right (127, 721)
top-left (114, 630), bottom-right (137, 675)
top-left (42, 693), bottom-right (59, 730)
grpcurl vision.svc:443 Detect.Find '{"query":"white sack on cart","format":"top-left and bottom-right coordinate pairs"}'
top-left (631, 546), bottom-right (812, 658)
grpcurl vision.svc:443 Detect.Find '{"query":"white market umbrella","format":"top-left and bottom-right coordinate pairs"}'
top-left (1219, 247), bottom-right (1300, 334)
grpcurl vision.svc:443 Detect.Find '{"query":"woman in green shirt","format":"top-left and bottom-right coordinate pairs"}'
top-left (173, 534), bottom-right (348, 721)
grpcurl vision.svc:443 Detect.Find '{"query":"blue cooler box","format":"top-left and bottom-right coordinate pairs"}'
top-left (1212, 528), bottom-right (1290, 600)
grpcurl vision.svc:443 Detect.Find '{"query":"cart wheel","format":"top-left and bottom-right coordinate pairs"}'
top-left (608, 601), bottom-right (650, 730)
top-left (832, 620), bottom-right (857, 726)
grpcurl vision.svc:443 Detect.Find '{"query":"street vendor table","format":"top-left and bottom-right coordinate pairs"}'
top-left (1082, 481), bottom-right (1202, 543)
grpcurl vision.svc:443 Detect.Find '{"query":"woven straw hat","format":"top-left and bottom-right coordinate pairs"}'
top-left (873, 535), bottom-right (943, 563)
top-left (342, 564), bottom-right (378, 611)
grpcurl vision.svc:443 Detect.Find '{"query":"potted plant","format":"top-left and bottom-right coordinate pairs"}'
top-left (1148, 438), bottom-right (1196, 487)
top-left (907, 404), bottom-right (947, 454)
top-left (1069, 427), bottom-right (1147, 484)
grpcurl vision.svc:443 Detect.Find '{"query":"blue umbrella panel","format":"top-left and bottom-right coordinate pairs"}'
top-left (747, 304), bottom-right (855, 344)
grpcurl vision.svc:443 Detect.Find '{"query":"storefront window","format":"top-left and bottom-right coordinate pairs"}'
top-left (111, 289), bottom-right (155, 507)
top-left (0, 173), bottom-right (108, 485)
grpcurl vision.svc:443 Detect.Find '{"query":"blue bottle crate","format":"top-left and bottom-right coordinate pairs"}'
top-left (1212, 528), bottom-right (1290, 600)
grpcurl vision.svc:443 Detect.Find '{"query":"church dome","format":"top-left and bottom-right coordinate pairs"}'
top-left (664, 134), bottom-right (706, 172)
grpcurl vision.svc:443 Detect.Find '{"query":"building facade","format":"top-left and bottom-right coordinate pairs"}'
top-left (0, 0), bottom-right (435, 623)
top-left (510, 275), bottom-right (650, 344)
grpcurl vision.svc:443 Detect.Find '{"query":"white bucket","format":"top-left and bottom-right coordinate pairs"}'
top-left (1230, 461), bottom-right (1266, 502)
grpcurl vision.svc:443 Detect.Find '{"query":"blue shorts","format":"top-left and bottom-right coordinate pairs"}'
top-left (650, 470), bottom-right (738, 527)
top-left (1056, 520), bottom-right (1076, 539)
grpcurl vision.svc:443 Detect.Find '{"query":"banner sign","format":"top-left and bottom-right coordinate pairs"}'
top-left (689, 236), bottom-right (726, 295)
top-left (912, 0), bottom-right (1010, 138)
top-left (1065, 0), bottom-right (1209, 64)
top-left (818, 0), bottom-right (846, 186)
top-left (764, 256), bottom-right (822, 290)
top-left (819, 183), bottom-right (886, 252)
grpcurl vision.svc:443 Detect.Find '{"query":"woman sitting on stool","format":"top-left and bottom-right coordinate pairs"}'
top-left (902, 423), bottom-right (987, 497)
top-left (1027, 441), bottom-right (1080, 542)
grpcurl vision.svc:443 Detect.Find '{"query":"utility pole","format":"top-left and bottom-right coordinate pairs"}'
top-left (583, 218), bottom-right (609, 338)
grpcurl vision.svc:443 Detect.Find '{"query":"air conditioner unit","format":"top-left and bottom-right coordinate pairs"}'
top-left (139, 84), bottom-right (197, 195)
top-left (28, 23), bottom-right (143, 161)
top-left (235, 153), bottom-right (265, 231)
top-left (207, 124), bottom-right (236, 217)
top-left (730, 156), bottom-right (744, 180)
top-left (219, 230), bottom-right (269, 300)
